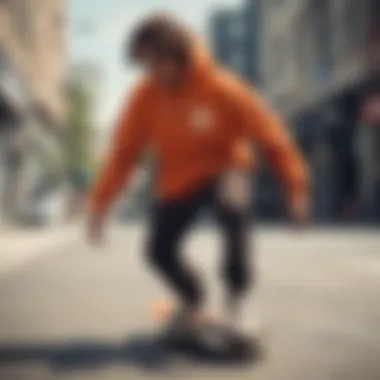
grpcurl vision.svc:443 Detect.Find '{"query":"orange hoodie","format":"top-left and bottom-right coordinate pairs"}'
top-left (89, 42), bottom-right (308, 215)
top-left (229, 139), bottom-right (254, 172)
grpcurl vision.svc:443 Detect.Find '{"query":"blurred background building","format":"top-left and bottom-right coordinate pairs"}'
top-left (1, 0), bottom-right (379, 227)
top-left (210, 0), bottom-right (380, 224)
top-left (0, 0), bottom-right (66, 227)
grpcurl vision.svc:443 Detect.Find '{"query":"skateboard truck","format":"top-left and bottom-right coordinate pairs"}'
top-left (159, 321), bottom-right (262, 363)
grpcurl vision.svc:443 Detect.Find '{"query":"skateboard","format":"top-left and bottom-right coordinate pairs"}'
top-left (149, 299), bottom-right (266, 363)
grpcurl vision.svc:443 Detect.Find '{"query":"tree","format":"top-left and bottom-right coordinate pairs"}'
top-left (64, 78), bottom-right (96, 218)
top-left (65, 79), bottom-right (95, 192)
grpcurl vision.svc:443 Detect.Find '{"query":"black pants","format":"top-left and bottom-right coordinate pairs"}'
top-left (147, 179), bottom-right (253, 307)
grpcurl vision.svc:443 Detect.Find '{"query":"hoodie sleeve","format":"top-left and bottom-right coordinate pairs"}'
top-left (88, 83), bottom-right (149, 215)
top-left (219, 75), bottom-right (309, 203)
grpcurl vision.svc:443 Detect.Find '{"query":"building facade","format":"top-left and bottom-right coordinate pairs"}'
top-left (210, 0), bottom-right (380, 223)
top-left (0, 0), bottom-right (66, 225)
top-left (210, 0), bottom-right (263, 85)
top-left (261, 0), bottom-right (380, 223)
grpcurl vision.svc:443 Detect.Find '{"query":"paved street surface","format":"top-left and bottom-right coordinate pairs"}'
top-left (0, 225), bottom-right (379, 380)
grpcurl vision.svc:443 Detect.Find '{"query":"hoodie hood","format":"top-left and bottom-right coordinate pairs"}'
top-left (186, 38), bottom-right (216, 82)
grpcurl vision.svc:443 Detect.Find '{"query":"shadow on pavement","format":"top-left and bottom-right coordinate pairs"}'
top-left (0, 332), bottom-right (260, 373)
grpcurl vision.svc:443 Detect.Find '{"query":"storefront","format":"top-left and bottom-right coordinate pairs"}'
top-left (0, 47), bottom-right (65, 226)
top-left (0, 46), bottom-right (27, 225)
top-left (358, 86), bottom-right (380, 222)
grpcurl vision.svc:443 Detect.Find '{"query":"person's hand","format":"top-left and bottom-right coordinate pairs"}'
top-left (219, 170), bottom-right (251, 212)
top-left (288, 193), bottom-right (310, 228)
top-left (86, 212), bottom-right (106, 246)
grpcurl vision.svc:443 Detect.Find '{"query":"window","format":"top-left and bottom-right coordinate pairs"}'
top-left (10, 0), bottom-right (32, 45)
top-left (292, 19), bottom-right (306, 82)
top-left (335, 0), bottom-right (367, 54)
top-left (271, 0), bottom-right (284, 8)
top-left (0, 44), bottom-right (7, 71)
top-left (227, 14), bottom-right (245, 42)
top-left (228, 51), bottom-right (244, 73)
top-left (312, 0), bottom-right (333, 85)
top-left (346, 0), bottom-right (362, 43)
top-left (331, 0), bottom-right (345, 58)
top-left (55, 9), bottom-right (64, 28)
top-left (271, 31), bottom-right (290, 88)
top-left (370, 0), bottom-right (380, 39)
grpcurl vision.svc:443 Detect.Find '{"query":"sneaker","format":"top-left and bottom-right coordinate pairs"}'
top-left (223, 298), bottom-right (265, 341)
top-left (162, 305), bottom-right (215, 338)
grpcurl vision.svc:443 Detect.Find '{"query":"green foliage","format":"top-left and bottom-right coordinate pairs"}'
top-left (65, 79), bottom-right (95, 191)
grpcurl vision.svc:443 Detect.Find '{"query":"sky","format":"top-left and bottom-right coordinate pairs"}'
top-left (68, 0), bottom-right (241, 130)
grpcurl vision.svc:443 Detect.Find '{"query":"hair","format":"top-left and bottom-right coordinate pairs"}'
top-left (127, 13), bottom-right (191, 66)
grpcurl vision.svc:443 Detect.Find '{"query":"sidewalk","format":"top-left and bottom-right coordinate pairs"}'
top-left (0, 222), bottom-right (80, 277)
top-left (1, 223), bottom-right (78, 250)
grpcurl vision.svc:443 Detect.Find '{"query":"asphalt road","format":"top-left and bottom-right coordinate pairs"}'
top-left (0, 225), bottom-right (379, 380)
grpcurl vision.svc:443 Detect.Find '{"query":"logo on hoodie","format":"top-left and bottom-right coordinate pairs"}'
top-left (190, 107), bottom-right (214, 131)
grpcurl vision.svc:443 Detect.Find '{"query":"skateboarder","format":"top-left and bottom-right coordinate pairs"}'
top-left (87, 14), bottom-right (309, 337)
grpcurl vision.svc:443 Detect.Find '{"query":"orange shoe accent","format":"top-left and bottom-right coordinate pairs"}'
top-left (149, 298), bottom-right (220, 328)
top-left (149, 298), bottom-right (176, 324)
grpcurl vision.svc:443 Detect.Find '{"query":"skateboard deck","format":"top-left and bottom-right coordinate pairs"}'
top-left (149, 299), bottom-right (265, 363)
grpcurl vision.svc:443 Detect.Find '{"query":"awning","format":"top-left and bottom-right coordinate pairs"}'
top-left (0, 90), bottom-right (22, 127)
top-left (0, 49), bottom-right (28, 126)
top-left (28, 118), bottom-right (63, 169)
top-left (32, 102), bottom-right (62, 132)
